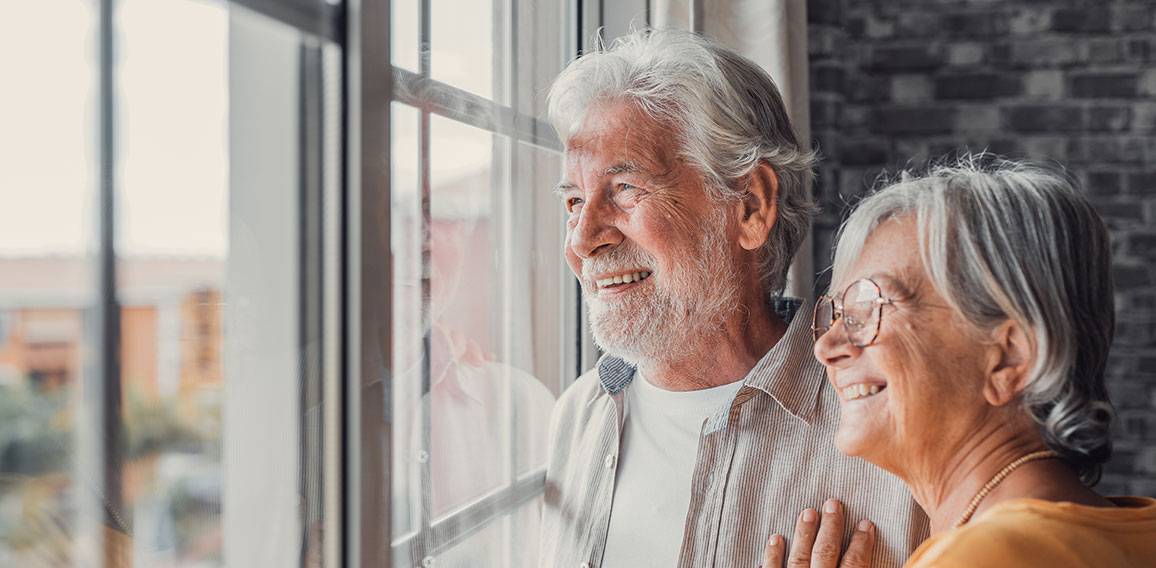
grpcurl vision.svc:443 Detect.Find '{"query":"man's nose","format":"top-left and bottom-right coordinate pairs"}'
top-left (569, 199), bottom-right (623, 259)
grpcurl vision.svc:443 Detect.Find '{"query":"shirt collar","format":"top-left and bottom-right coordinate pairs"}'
top-left (739, 297), bottom-right (825, 424)
top-left (595, 297), bottom-right (822, 424)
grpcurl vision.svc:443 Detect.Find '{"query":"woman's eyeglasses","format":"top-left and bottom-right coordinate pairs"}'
top-left (812, 278), bottom-right (894, 348)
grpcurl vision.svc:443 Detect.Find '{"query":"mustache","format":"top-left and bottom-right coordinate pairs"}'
top-left (580, 245), bottom-right (657, 281)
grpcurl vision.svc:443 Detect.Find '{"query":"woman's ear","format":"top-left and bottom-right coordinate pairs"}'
top-left (983, 320), bottom-right (1034, 407)
top-left (737, 161), bottom-right (779, 251)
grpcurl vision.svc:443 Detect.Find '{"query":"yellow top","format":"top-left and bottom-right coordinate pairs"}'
top-left (905, 496), bottom-right (1156, 568)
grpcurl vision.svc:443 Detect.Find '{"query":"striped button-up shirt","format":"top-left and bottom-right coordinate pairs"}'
top-left (539, 298), bottom-right (929, 568)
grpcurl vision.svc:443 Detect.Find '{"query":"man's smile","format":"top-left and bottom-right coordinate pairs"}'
top-left (591, 270), bottom-right (653, 296)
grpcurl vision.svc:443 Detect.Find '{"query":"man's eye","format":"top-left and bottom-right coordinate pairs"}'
top-left (621, 183), bottom-right (638, 191)
top-left (565, 197), bottom-right (584, 213)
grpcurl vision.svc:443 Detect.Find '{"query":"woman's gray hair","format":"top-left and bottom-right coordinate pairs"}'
top-left (832, 155), bottom-right (1115, 484)
top-left (547, 27), bottom-right (818, 296)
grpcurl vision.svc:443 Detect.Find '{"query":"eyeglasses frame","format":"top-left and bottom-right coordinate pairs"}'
top-left (812, 278), bottom-right (895, 348)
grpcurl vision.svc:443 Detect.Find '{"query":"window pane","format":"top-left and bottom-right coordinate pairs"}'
top-left (391, 0), bottom-right (419, 71)
top-left (514, 0), bottom-right (566, 117)
top-left (390, 101), bottom-right (421, 541)
top-left (431, 0), bottom-right (498, 99)
top-left (427, 116), bottom-right (507, 518)
top-left (390, 2), bottom-right (571, 566)
top-left (115, 1), bottom-right (228, 564)
top-left (225, 5), bottom-right (342, 566)
top-left (0, 1), bottom-right (98, 564)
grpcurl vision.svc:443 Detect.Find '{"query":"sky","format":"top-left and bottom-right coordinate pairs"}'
top-left (1, 0), bottom-right (494, 259)
top-left (2, 0), bottom-right (226, 258)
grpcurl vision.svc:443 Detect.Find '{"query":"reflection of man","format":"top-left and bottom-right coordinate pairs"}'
top-left (393, 202), bottom-right (555, 566)
top-left (539, 28), bottom-right (927, 567)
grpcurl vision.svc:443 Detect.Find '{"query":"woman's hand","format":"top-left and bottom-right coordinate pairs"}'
top-left (761, 499), bottom-right (875, 568)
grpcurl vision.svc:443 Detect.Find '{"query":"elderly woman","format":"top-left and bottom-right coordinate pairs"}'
top-left (764, 157), bottom-right (1156, 567)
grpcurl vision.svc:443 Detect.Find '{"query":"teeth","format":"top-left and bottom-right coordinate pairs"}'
top-left (595, 271), bottom-right (651, 288)
top-left (842, 384), bottom-right (884, 401)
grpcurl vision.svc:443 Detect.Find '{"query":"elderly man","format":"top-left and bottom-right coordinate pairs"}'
top-left (539, 28), bottom-right (927, 568)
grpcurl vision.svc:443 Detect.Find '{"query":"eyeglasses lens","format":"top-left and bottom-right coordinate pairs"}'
top-left (813, 298), bottom-right (834, 340)
top-left (843, 280), bottom-right (881, 347)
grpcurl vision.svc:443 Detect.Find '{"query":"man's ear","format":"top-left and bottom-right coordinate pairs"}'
top-left (983, 319), bottom-right (1034, 407)
top-left (738, 161), bottom-right (779, 251)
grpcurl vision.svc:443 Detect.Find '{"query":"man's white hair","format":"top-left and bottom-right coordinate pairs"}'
top-left (547, 27), bottom-right (817, 296)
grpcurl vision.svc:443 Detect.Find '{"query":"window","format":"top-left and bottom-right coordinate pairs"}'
top-left (0, 0), bottom-right (343, 565)
top-left (386, 0), bottom-right (575, 565)
top-left (2, 0), bottom-right (635, 565)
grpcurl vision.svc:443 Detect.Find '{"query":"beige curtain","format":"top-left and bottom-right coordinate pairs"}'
top-left (652, 0), bottom-right (815, 299)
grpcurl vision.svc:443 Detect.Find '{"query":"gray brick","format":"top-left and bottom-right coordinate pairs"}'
top-left (1114, 4), bottom-right (1154, 33)
top-left (1085, 137), bottom-right (1152, 165)
top-left (839, 140), bottom-right (888, 166)
top-left (1097, 201), bottom-right (1146, 225)
top-left (1021, 136), bottom-right (1073, 161)
top-left (1125, 232), bottom-right (1156, 257)
top-left (1138, 446), bottom-right (1156, 475)
top-left (873, 106), bottom-right (956, 134)
top-left (1133, 102), bottom-right (1156, 132)
top-left (894, 12), bottom-right (940, 37)
top-left (935, 73), bottom-right (1023, 100)
top-left (1128, 479), bottom-right (1156, 499)
top-left (995, 39), bottom-right (1082, 68)
top-left (861, 13), bottom-right (896, 39)
top-left (1113, 262), bottom-right (1152, 288)
top-left (810, 99), bottom-right (843, 127)
top-left (1127, 173), bottom-right (1156, 195)
top-left (1071, 72), bottom-right (1139, 98)
top-left (1088, 106), bottom-right (1133, 132)
top-left (1108, 381), bottom-right (1149, 410)
top-left (1005, 105), bottom-right (1084, 133)
top-left (868, 45), bottom-right (943, 72)
top-left (813, 65), bottom-right (846, 93)
top-left (944, 12), bottom-right (1007, 37)
top-left (1052, 7), bottom-right (1112, 33)
top-left (1088, 38), bottom-right (1124, 64)
top-left (1127, 38), bottom-right (1154, 62)
top-left (1105, 448), bottom-right (1138, 476)
top-left (1114, 320), bottom-right (1156, 346)
top-left (1024, 70), bottom-right (1065, 99)
top-left (891, 75), bottom-right (933, 103)
top-left (1008, 7), bottom-right (1051, 35)
top-left (954, 106), bottom-right (1002, 133)
top-left (1139, 70), bottom-right (1156, 97)
top-left (1086, 171), bottom-right (1126, 195)
top-left (947, 42), bottom-right (986, 66)
top-left (808, 0), bottom-right (843, 25)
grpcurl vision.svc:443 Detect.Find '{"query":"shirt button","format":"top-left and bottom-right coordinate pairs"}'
top-left (421, 557), bottom-right (435, 567)
top-left (706, 473), bottom-right (714, 486)
top-left (604, 455), bottom-right (616, 469)
top-left (580, 563), bottom-right (592, 568)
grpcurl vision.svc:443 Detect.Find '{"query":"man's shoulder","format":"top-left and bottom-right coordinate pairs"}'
top-left (552, 366), bottom-right (611, 420)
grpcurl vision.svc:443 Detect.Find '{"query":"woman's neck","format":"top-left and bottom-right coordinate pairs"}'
top-left (905, 425), bottom-right (1112, 535)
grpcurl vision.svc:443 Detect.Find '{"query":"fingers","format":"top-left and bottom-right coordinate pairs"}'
top-left (784, 499), bottom-right (872, 568)
top-left (762, 533), bottom-right (785, 568)
top-left (786, 507), bottom-right (818, 568)
top-left (840, 520), bottom-right (876, 568)
top-left (810, 499), bottom-right (846, 568)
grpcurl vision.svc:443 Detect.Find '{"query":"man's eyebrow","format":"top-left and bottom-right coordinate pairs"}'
top-left (552, 181), bottom-right (577, 199)
top-left (603, 161), bottom-right (640, 175)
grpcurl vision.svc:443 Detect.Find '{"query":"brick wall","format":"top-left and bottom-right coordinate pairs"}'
top-left (808, 0), bottom-right (1156, 496)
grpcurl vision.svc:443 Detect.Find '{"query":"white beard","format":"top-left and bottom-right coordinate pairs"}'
top-left (581, 207), bottom-right (740, 366)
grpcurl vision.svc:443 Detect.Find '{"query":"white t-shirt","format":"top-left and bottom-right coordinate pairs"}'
top-left (601, 372), bottom-right (746, 567)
